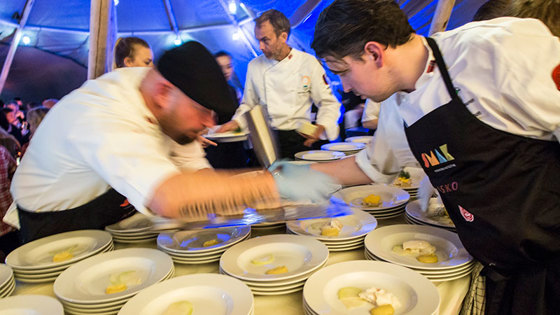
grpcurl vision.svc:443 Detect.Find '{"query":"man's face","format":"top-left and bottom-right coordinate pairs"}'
top-left (324, 55), bottom-right (394, 102)
top-left (157, 87), bottom-right (215, 145)
top-left (255, 21), bottom-right (286, 60)
top-left (216, 55), bottom-right (233, 81)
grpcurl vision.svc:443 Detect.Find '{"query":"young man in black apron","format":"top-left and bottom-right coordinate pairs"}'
top-left (307, 0), bottom-right (560, 313)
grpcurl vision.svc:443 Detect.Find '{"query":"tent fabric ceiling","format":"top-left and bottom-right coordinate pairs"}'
top-left (0, 0), bottom-right (486, 103)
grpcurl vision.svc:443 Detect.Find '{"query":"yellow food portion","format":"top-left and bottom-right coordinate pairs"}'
top-left (321, 225), bottom-right (340, 237)
top-left (105, 284), bottom-right (127, 294)
top-left (52, 250), bottom-right (74, 263)
top-left (251, 254), bottom-right (275, 266)
top-left (162, 301), bottom-right (193, 315)
top-left (417, 254), bottom-right (438, 263)
top-left (265, 265), bottom-right (288, 275)
top-left (396, 177), bottom-right (411, 187)
top-left (370, 304), bottom-right (395, 315)
top-left (338, 287), bottom-right (366, 309)
top-left (363, 194), bottom-right (381, 207)
top-left (202, 239), bottom-right (220, 247)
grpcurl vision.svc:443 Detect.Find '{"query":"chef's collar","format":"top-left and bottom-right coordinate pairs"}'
top-left (412, 36), bottom-right (437, 91)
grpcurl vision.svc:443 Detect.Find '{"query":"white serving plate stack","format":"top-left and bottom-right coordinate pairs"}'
top-left (0, 264), bottom-right (15, 298)
top-left (294, 150), bottom-right (346, 162)
top-left (334, 184), bottom-right (410, 220)
top-left (219, 234), bottom-right (329, 295)
top-left (157, 226), bottom-right (251, 264)
top-left (250, 221), bottom-right (286, 232)
top-left (204, 130), bottom-right (249, 143)
top-left (119, 274), bottom-right (254, 315)
top-left (6, 230), bottom-right (114, 283)
top-left (364, 225), bottom-right (474, 283)
top-left (54, 248), bottom-right (174, 315)
top-left (105, 213), bottom-right (159, 244)
top-left (321, 142), bottom-right (366, 156)
top-left (405, 200), bottom-right (456, 232)
top-left (0, 295), bottom-right (64, 314)
top-left (391, 167), bottom-right (426, 199)
top-left (303, 260), bottom-right (440, 315)
top-left (286, 209), bottom-right (377, 252)
top-left (345, 135), bottom-right (374, 144)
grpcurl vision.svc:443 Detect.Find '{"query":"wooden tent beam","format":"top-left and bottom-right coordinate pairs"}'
top-left (88, 0), bottom-right (117, 79)
top-left (428, 0), bottom-right (456, 35)
top-left (0, 0), bottom-right (36, 95)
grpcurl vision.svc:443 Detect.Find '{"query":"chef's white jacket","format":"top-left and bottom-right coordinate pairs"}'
top-left (5, 68), bottom-right (211, 227)
top-left (356, 17), bottom-right (560, 183)
top-left (361, 98), bottom-right (381, 123)
top-left (232, 48), bottom-right (341, 140)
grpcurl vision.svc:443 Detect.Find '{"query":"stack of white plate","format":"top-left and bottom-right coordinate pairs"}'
top-left (364, 225), bottom-right (474, 282)
top-left (294, 150), bottom-right (345, 162)
top-left (0, 295), bottom-right (64, 314)
top-left (391, 167), bottom-right (426, 198)
top-left (6, 230), bottom-right (114, 283)
top-left (0, 264), bottom-right (15, 298)
top-left (204, 130), bottom-right (249, 143)
top-left (54, 248), bottom-right (174, 315)
top-left (219, 234), bottom-right (329, 295)
top-left (119, 274), bottom-right (254, 315)
top-left (105, 213), bottom-right (159, 243)
top-left (333, 184), bottom-right (410, 219)
top-left (405, 200), bottom-right (456, 232)
top-left (251, 222), bottom-right (286, 233)
top-left (345, 135), bottom-right (374, 144)
top-left (286, 209), bottom-right (377, 251)
top-left (321, 142), bottom-right (366, 155)
top-left (303, 260), bottom-right (440, 315)
top-left (157, 226), bottom-right (250, 264)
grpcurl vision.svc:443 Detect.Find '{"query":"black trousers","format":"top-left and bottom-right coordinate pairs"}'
top-left (275, 130), bottom-right (329, 160)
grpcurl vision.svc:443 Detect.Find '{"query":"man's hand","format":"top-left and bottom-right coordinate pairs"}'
top-left (216, 120), bottom-right (240, 133)
top-left (197, 135), bottom-right (217, 148)
top-left (301, 124), bottom-right (325, 147)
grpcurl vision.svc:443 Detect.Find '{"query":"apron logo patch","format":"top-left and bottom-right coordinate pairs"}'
top-left (421, 144), bottom-right (455, 168)
top-left (436, 181), bottom-right (459, 194)
top-left (302, 75), bottom-right (311, 91)
top-left (552, 64), bottom-right (560, 91)
top-left (459, 205), bottom-right (474, 222)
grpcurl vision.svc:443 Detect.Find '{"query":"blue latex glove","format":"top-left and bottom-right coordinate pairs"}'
top-left (269, 161), bottom-right (339, 203)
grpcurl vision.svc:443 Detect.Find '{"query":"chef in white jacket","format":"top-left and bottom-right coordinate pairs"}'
top-left (218, 9), bottom-right (341, 159)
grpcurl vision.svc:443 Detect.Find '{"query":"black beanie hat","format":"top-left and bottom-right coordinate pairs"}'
top-left (157, 41), bottom-right (236, 123)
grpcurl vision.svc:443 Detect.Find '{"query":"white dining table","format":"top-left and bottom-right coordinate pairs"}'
top-left (10, 216), bottom-right (470, 315)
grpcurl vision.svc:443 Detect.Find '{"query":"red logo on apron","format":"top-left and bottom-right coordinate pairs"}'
top-left (459, 205), bottom-right (474, 222)
top-left (553, 64), bottom-right (560, 91)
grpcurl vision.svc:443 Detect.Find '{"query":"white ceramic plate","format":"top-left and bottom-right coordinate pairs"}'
top-left (0, 264), bottom-right (13, 289)
top-left (54, 248), bottom-right (173, 304)
top-left (303, 260), bottom-right (439, 315)
top-left (119, 274), bottom-right (253, 315)
top-left (327, 243), bottom-right (365, 252)
top-left (294, 150), bottom-right (345, 161)
top-left (220, 234), bottom-right (329, 282)
top-left (345, 136), bottom-right (374, 144)
top-left (391, 167), bottom-right (425, 190)
top-left (0, 295), bottom-right (64, 314)
top-left (364, 224), bottom-right (472, 270)
top-left (158, 226), bottom-right (251, 254)
top-left (6, 230), bottom-right (113, 270)
top-left (321, 142), bottom-right (366, 152)
top-left (204, 130), bottom-right (249, 143)
top-left (286, 209), bottom-right (377, 241)
top-left (334, 185), bottom-right (410, 211)
top-left (405, 200), bottom-right (455, 229)
top-left (105, 213), bottom-right (153, 233)
top-left (250, 285), bottom-right (304, 296)
top-left (364, 249), bottom-right (474, 274)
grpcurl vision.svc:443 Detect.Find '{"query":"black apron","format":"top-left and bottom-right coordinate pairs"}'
top-left (404, 37), bottom-right (560, 315)
top-left (17, 188), bottom-right (136, 243)
top-left (276, 129), bottom-right (329, 160)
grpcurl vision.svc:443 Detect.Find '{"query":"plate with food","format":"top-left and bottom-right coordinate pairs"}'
top-left (391, 167), bottom-right (425, 191)
top-left (220, 234), bottom-right (328, 282)
top-left (321, 142), bottom-right (366, 154)
top-left (333, 184), bottom-right (410, 211)
top-left (295, 150), bottom-right (346, 161)
top-left (406, 199), bottom-right (455, 229)
top-left (286, 209), bottom-right (377, 241)
top-left (204, 127), bottom-right (249, 143)
top-left (157, 226), bottom-right (251, 254)
top-left (364, 224), bottom-right (472, 270)
top-left (345, 136), bottom-right (374, 144)
top-left (303, 260), bottom-right (439, 315)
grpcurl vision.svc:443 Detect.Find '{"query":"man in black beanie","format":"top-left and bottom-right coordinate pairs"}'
top-left (7, 41), bottom-right (338, 243)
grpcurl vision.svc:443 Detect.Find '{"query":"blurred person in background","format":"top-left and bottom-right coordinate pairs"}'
top-left (41, 99), bottom-right (58, 109)
top-left (113, 36), bottom-right (154, 68)
top-left (20, 106), bottom-right (50, 157)
top-left (0, 129), bottom-right (20, 260)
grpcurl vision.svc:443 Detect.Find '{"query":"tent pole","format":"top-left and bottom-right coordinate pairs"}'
top-left (428, 0), bottom-right (456, 35)
top-left (0, 0), bottom-right (36, 95)
top-left (88, 0), bottom-right (117, 79)
top-left (162, 0), bottom-right (180, 38)
top-left (217, 0), bottom-right (258, 57)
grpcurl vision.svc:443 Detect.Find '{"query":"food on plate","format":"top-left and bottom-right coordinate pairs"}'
top-left (393, 170), bottom-right (411, 188)
top-left (417, 254), bottom-right (439, 263)
top-left (162, 300), bottom-right (194, 315)
top-left (202, 239), bottom-right (220, 247)
top-left (106, 270), bottom-right (142, 294)
top-left (265, 265), bottom-right (288, 274)
top-left (52, 250), bottom-right (74, 263)
top-left (338, 286), bottom-right (401, 312)
top-left (370, 304), bottom-right (395, 315)
top-left (320, 219), bottom-right (343, 236)
top-left (363, 194), bottom-right (381, 207)
top-left (426, 197), bottom-right (454, 225)
top-left (392, 239), bottom-right (436, 257)
top-left (251, 254), bottom-right (275, 265)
